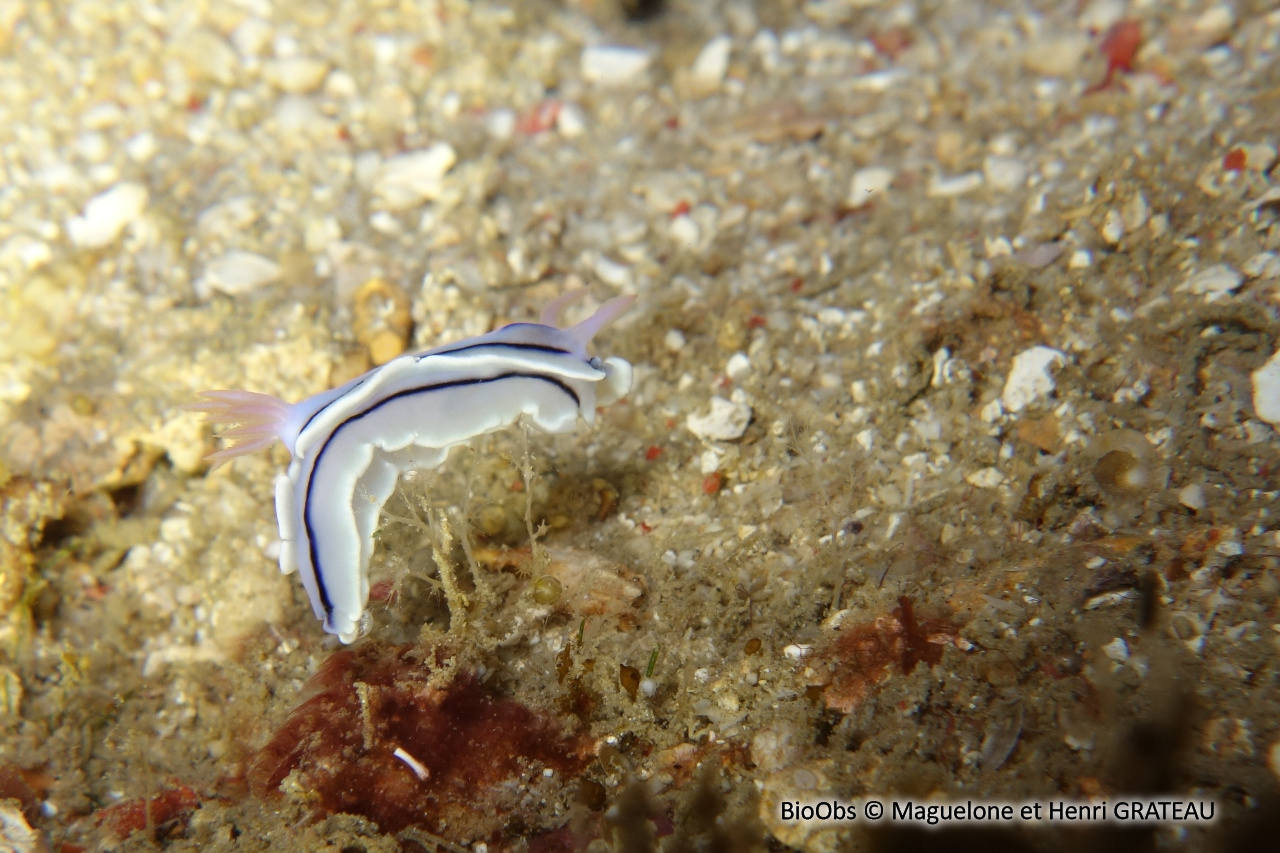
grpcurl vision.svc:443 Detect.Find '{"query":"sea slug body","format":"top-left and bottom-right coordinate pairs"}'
top-left (191, 291), bottom-right (635, 642)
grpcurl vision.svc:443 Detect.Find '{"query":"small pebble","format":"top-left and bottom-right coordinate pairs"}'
top-left (374, 143), bottom-right (457, 210)
top-left (667, 213), bottom-right (698, 249)
top-left (325, 70), bottom-right (358, 98)
top-left (1269, 740), bottom-right (1280, 782)
top-left (1068, 249), bottom-right (1092, 269)
top-left (1123, 193), bottom-right (1149, 232)
top-left (985, 236), bottom-right (1013, 258)
top-left (1178, 484), bottom-right (1206, 511)
top-left (1002, 346), bottom-right (1066, 413)
top-left (687, 397), bottom-right (752, 441)
top-left (76, 131), bottom-right (109, 163)
top-left (1236, 143), bottom-right (1278, 172)
top-left (983, 156), bottom-right (1026, 192)
top-left (1183, 264), bottom-right (1243, 300)
top-left (1015, 242), bottom-right (1065, 269)
top-left (67, 182), bottom-right (148, 248)
top-left (263, 57), bottom-right (330, 94)
top-left (927, 172), bottom-right (983, 198)
top-left (0, 234), bottom-right (51, 271)
top-left (126, 132), bottom-right (157, 162)
top-left (594, 256), bottom-right (632, 288)
top-left (782, 644), bottom-right (812, 661)
top-left (1079, 0), bottom-right (1126, 32)
top-left (849, 166), bottom-right (894, 204)
top-left (663, 329), bottom-right (687, 352)
top-left (81, 102), bottom-right (124, 129)
top-left (726, 352), bottom-right (752, 381)
top-left (556, 103), bottom-right (586, 138)
top-left (197, 251), bottom-right (281, 298)
top-left (1102, 637), bottom-right (1129, 662)
top-left (965, 467), bottom-right (1005, 489)
top-left (1021, 34), bottom-right (1090, 76)
top-left (1101, 209), bottom-right (1125, 244)
top-left (689, 35), bottom-right (732, 92)
top-left (1242, 252), bottom-right (1279, 279)
top-left (185, 28), bottom-right (239, 85)
top-left (581, 45), bottom-right (650, 86)
top-left (1064, 732), bottom-right (1095, 752)
top-left (1172, 5), bottom-right (1236, 50)
top-left (231, 17), bottom-right (272, 57)
top-left (485, 108), bottom-right (517, 140)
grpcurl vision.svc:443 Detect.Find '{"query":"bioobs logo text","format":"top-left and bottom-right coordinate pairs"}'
top-left (779, 801), bottom-right (860, 822)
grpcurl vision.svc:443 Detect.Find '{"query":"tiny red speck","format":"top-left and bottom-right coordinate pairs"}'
top-left (670, 200), bottom-right (691, 218)
top-left (1223, 148), bottom-right (1246, 172)
top-left (702, 472), bottom-right (723, 495)
top-left (369, 580), bottom-right (396, 602)
top-left (517, 99), bottom-right (562, 135)
top-left (869, 27), bottom-right (913, 60)
top-left (665, 116), bottom-right (679, 130)
top-left (96, 786), bottom-right (200, 839)
top-left (747, 314), bottom-right (767, 329)
top-left (1100, 20), bottom-right (1142, 74)
top-left (645, 446), bottom-right (663, 461)
top-left (790, 277), bottom-right (804, 292)
top-left (1087, 19), bottom-right (1143, 92)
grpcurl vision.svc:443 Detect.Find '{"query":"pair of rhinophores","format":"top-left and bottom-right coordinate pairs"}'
top-left (192, 290), bottom-right (635, 642)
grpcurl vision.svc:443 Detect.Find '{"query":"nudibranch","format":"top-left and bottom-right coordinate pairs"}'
top-left (191, 291), bottom-right (634, 642)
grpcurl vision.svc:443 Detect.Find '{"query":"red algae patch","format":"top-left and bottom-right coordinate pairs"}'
top-left (819, 597), bottom-right (961, 713)
top-left (94, 785), bottom-right (201, 843)
top-left (248, 643), bottom-right (594, 840)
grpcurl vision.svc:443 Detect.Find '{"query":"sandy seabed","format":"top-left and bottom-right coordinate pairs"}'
top-left (1, 1), bottom-right (1279, 851)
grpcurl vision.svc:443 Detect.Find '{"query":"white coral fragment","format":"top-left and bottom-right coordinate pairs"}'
top-left (67, 182), bottom-right (148, 248)
top-left (687, 397), bottom-right (752, 441)
top-left (1001, 346), bottom-right (1066, 413)
top-left (1252, 349), bottom-right (1280, 426)
top-left (374, 143), bottom-right (458, 210)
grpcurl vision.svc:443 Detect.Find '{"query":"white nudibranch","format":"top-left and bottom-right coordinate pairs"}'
top-left (190, 291), bottom-right (635, 643)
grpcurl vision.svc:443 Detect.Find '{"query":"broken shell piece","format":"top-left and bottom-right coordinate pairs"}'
top-left (541, 546), bottom-right (645, 616)
top-left (1178, 484), bottom-right (1207, 511)
top-left (373, 143), bottom-right (457, 210)
top-left (1002, 346), bottom-right (1066, 413)
top-left (688, 35), bottom-right (732, 94)
top-left (1252, 349), bottom-right (1280, 426)
top-left (1182, 264), bottom-right (1243, 301)
top-left (197, 250), bottom-right (281, 298)
top-left (477, 546), bottom-right (645, 618)
top-left (352, 278), bottom-right (413, 364)
top-left (67, 181), bottom-right (149, 248)
top-left (581, 45), bottom-right (650, 86)
top-left (849, 166), bottom-right (895, 205)
top-left (687, 397), bottom-right (752, 441)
